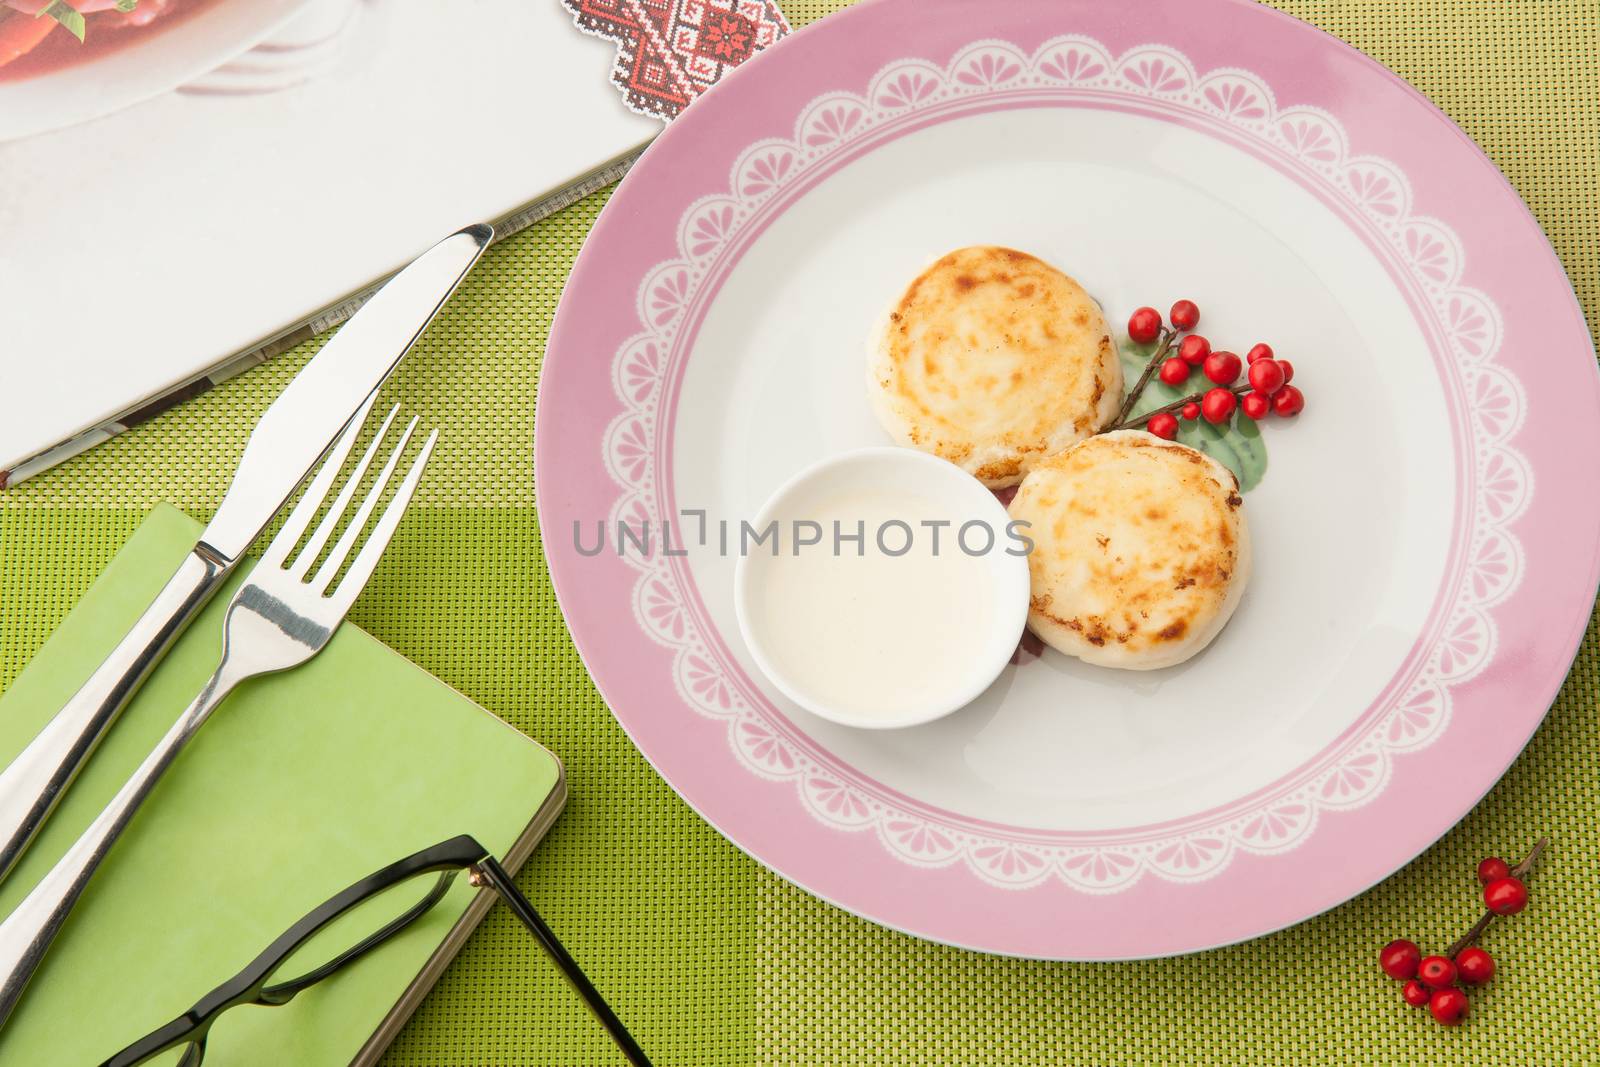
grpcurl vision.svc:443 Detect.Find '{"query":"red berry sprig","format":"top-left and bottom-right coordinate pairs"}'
top-left (1128, 306), bottom-right (1163, 345)
top-left (1109, 301), bottom-right (1305, 439)
top-left (1379, 838), bottom-right (1546, 1027)
top-left (1476, 857), bottom-right (1510, 883)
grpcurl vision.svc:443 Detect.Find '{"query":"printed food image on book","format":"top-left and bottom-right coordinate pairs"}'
top-left (0, 1), bottom-right (215, 79)
top-left (868, 245), bottom-right (1306, 671)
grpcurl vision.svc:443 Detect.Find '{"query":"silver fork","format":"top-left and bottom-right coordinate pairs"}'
top-left (0, 402), bottom-right (437, 1028)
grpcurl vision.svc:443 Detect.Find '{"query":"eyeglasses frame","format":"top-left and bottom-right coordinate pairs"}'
top-left (101, 835), bottom-right (648, 1067)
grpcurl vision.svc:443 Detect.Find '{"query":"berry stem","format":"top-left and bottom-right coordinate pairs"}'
top-left (1110, 383), bottom-right (1252, 431)
top-left (1445, 838), bottom-right (1546, 958)
top-left (1112, 328), bottom-right (1180, 427)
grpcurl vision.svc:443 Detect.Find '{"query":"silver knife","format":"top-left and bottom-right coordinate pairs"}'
top-left (0, 223), bottom-right (492, 885)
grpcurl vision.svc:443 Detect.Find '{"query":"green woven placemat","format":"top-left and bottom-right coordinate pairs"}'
top-left (2, 1), bottom-right (1597, 1063)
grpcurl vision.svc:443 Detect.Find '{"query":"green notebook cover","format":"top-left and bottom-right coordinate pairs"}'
top-left (0, 505), bottom-right (566, 1065)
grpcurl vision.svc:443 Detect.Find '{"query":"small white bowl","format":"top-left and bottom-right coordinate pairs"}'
top-left (733, 447), bottom-right (1031, 730)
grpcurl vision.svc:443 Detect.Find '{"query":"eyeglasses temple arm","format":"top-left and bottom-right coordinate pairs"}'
top-left (470, 858), bottom-right (652, 1067)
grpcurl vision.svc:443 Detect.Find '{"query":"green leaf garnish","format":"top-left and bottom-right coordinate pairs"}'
top-left (37, 1), bottom-right (87, 42)
top-left (1117, 339), bottom-right (1269, 491)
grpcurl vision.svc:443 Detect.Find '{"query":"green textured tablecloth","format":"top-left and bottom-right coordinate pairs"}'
top-left (3, 1), bottom-right (1597, 1063)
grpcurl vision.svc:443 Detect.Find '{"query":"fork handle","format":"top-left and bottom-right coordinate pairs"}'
top-left (0, 669), bottom-right (235, 1029)
top-left (0, 548), bottom-right (230, 888)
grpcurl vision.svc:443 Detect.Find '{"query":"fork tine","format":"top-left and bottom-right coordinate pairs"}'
top-left (325, 429), bottom-right (438, 607)
top-left (258, 393), bottom-right (382, 568)
top-left (309, 415), bottom-right (420, 592)
top-left (285, 403), bottom-right (400, 578)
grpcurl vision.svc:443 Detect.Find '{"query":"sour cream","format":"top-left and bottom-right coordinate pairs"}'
top-left (734, 448), bottom-right (1030, 729)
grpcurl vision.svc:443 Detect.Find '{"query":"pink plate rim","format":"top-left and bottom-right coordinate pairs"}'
top-left (536, 0), bottom-right (1600, 958)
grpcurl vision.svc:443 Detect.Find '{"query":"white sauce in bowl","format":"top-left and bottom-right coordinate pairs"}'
top-left (735, 448), bottom-right (1030, 729)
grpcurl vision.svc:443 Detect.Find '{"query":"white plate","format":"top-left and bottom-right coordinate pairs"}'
top-left (537, 0), bottom-right (1600, 958)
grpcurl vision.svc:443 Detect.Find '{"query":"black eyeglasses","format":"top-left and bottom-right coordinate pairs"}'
top-left (100, 835), bottom-right (650, 1067)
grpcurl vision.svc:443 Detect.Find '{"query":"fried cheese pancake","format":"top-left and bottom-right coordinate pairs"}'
top-left (868, 246), bottom-right (1121, 488)
top-left (1008, 430), bottom-right (1250, 669)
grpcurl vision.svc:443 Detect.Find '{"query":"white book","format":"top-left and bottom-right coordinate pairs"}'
top-left (0, 0), bottom-right (664, 484)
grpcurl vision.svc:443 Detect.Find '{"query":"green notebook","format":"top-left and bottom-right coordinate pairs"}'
top-left (0, 505), bottom-right (566, 1064)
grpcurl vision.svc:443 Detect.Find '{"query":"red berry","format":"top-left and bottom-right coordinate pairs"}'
top-left (1271, 385), bottom-right (1305, 417)
top-left (1277, 358), bottom-right (1295, 384)
top-left (1246, 342), bottom-right (1275, 364)
top-left (1477, 857), bottom-right (1510, 884)
top-left (1159, 357), bottom-right (1191, 387)
top-left (1484, 876), bottom-right (1528, 915)
top-left (1455, 947), bottom-right (1495, 986)
top-left (1128, 307), bottom-right (1162, 344)
top-left (1401, 979), bottom-right (1431, 1008)
top-left (1429, 987), bottom-right (1469, 1026)
top-left (1181, 402), bottom-right (1201, 421)
top-left (1169, 299), bottom-right (1200, 331)
top-left (1200, 387), bottom-right (1236, 424)
top-left (1241, 391), bottom-right (1271, 420)
top-left (1417, 955), bottom-right (1456, 988)
top-left (1147, 412), bottom-right (1179, 440)
top-left (1178, 334), bottom-right (1211, 365)
top-left (1203, 351), bottom-right (1242, 385)
top-left (1247, 358), bottom-right (1286, 396)
top-left (1380, 939), bottom-right (1422, 981)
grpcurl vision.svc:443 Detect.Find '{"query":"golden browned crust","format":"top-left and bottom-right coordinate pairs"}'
top-left (867, 246), bottom-right (1122, 488)
top-left (1007, 431), bottom-right (1251, 669)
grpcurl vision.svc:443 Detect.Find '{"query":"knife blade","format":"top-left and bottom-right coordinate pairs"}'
top-left (0, 224), bottom-right (492, 885)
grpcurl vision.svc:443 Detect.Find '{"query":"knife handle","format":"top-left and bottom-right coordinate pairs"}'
top-left (0, 662), bottom-right (236, 1028)
top-left (0, 547), bottom-right (229, 886)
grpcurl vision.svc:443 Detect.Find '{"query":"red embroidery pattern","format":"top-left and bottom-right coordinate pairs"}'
top-left (563, 0), bottom-right (790, 120)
